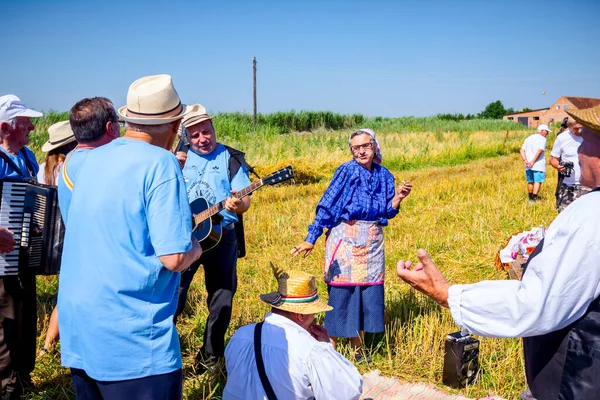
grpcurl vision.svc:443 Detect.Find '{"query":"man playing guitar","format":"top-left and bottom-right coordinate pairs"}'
top-left (174, 104), bottom-right (251, 371)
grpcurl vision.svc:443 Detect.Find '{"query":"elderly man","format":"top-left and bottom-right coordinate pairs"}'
top-left (520, 124), bottom-right (551, 204)
top-left (0, 95), bottom-right (42, 399)
top-left (397, 104), bottom-right (600, 400)
top-left (549, 118), bottom-right (590, 212)
top-left (57, 75), bottom-right (202, 399)
top-left (223, 264), bottom-right (362, 400)
top-left (174, 104), bottom-right (251, 370)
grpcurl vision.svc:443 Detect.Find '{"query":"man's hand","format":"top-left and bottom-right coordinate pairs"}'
top-left (224, 190), bottom-right (245, 214)
top-left (309, 324), bottom-right (330, 343)
top-left (525, 160), bottom-right (533, 169)
top-left (0, 228), bottom-right (16, 254)
top-left (396, 249), bottom-right (450, 308)
top-left (175, 151), bottom-right (187, 170)
top-left (290, 241), bottom-right (314, 258)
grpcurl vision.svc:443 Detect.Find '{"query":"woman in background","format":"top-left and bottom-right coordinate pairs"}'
top-left (291, 128), bottom-right (412, 361)
top-left (37, 121), bottom-right (76, 356)
top-left (37, 121), bottom-right (77, 185)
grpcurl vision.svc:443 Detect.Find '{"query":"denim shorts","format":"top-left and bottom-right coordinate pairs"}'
top-left (526, 170), bottom-right (546, 183)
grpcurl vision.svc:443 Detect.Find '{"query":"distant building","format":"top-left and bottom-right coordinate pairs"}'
top-left (503, 96), bottom-right (600, 128)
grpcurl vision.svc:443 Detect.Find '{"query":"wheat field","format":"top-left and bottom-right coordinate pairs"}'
top-left (30, 127), bottom-right (558, 400)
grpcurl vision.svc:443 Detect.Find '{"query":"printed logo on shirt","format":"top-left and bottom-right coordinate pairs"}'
top-left (187, 180), bottom-right (217, 205)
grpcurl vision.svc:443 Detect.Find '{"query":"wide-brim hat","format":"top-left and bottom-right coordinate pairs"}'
top-left (42, 121), bottom-right (76, 152)
top-left (259, 263), bottom-right (332, 315)
top-left (567, 104), bottom-right (600, 135)
top-left (118, 74), bottom-right (190, 126)
top-left (182, 103), bottom-right (213, 128)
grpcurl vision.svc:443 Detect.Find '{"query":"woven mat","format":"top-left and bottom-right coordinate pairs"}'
top-left (360, 370), bottom-right (505, 400)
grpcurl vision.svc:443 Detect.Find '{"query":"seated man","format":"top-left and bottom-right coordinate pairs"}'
top-left (223, 264), bottom-right (362, 400)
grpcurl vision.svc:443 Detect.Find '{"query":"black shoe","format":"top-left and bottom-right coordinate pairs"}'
top-left (353, 352), bottom-right (372, 364)
top-left (194, 354), bottom-right (221, 375)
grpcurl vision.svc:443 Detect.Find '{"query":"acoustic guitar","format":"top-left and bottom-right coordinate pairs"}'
top-left (191, 166), bottom-right (294, 251)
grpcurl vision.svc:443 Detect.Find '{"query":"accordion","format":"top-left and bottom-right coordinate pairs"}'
top-left (0, 180), bottom-right (64, 276)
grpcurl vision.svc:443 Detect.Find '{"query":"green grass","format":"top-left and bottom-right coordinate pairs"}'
top-left (24, 114), bottom-right (550, 400)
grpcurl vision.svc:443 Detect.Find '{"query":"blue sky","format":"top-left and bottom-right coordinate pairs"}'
top-left (2, 0), bottom-right (599, 117)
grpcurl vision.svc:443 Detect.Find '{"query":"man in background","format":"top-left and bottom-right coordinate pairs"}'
top-left (549, 117), bottom-right (589, 212)
top-left (520, 124), bottom-right (550, 204)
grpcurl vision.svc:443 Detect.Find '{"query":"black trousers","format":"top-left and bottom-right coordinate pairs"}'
top-left (175, 229), bottom-right (238, 358)
top-left (0, 273), bottom-right (36, 396)
top-left (71, 368), bottom-right (182, 400)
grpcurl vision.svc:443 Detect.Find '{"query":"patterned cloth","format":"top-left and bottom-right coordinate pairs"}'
top-left (325, 220), bottom-right (385, 285)
top-left (556, 184), bottom-right (592, 213)
top-left (305, 160), bottom-right (398, 244)
top-left (325, 284), bottom-right (385, 337)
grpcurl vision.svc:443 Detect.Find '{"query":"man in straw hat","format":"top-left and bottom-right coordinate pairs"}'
top-left (174, 104), bottom-right (252, 370)
top-left (57, 75), bottom-right (202, 399)
top-left (0, 95), bottom-right (42, 399)
top-left (223, 264), bottom-right (362, 400)
top-left (396, 104), bottom-right (600, 400)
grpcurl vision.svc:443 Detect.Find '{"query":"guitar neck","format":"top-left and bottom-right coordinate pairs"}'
top-left (192, 180), bottom-right (263, 225)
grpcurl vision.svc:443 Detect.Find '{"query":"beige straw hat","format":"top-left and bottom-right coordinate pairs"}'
top-left (182, 104), bottom-right (213, 128)
top-left (260, 263), bottom-right (333, 315)
top-left (566, 104), bottom-right (600, 134)
top-left (42, 121), bottom-right (76, 152)
top-left (118, 74), bottom-right (190, 125)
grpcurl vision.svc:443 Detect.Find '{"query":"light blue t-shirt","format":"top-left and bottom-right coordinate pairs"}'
top-left (182, 143), bottom-right (251, 227)
top-left (57, 148), bottom-right (90, 224)
top-left (58, 138), bottom-right (193, 381)
top-left (0, 146), bottom-right (39, 181)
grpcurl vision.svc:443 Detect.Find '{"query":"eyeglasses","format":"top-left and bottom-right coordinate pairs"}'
top-left (350, 142), bottom-right (373, 152)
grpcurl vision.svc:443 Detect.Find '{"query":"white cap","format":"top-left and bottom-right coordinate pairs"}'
top-left (0, 95), bottom-right (43, 123)
top-left (537, 124), bottom-right (552, 133)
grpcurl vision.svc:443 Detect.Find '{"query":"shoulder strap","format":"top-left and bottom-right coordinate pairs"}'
top-left (20, 148), bottom-right (36, 180)
top-left (224, 145), bottom-right (260, 181)
top-left (0, 149), bottom-right (31, 180)
top-left (61, 151), bottom-right (75, 191)
top-left (253, 322), bottom-right (278, 400)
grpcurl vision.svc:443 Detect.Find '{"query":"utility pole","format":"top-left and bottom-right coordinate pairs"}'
top-left (253, 56), bottom-right (257, 127)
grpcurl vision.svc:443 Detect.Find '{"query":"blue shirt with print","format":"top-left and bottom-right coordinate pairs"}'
top-left (0, 147), bottom-right (39, 181)
top-left (182, 143), bottom-right (250, 227)
top-left (57, 138), bottom-right (192, 381)
top-left (57, 148), bottom-right (90, 224)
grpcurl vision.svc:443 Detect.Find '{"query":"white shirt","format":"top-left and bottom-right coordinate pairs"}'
top-left (550, 129), bottom-right (583, 186)
top-left (521, 133), bottom-right (547, 172)
top-left (448, 189), bottom-right (600, 338)
top-left (223, 312), bottom-right (363, 400)
top-left (37, 162), bottom-right (46, 184)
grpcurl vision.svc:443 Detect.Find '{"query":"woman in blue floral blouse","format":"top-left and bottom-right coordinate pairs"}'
top-left (291, 128), bottom-right (412, 360)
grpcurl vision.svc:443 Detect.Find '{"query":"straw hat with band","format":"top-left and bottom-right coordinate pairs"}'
top-left (42, 121), bottom-right (76, 152)
top-left (260, 263), bottom-right (332, 315)
top-left (182, 104), bottom-right (213, 129)
top-left (118, 74), bottom-right (190, 126)
top-left (567, 104), bottom-right (600, 135)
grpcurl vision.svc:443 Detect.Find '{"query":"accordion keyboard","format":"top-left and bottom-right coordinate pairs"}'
top-left (0, 181), bottom-right (27, 276)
